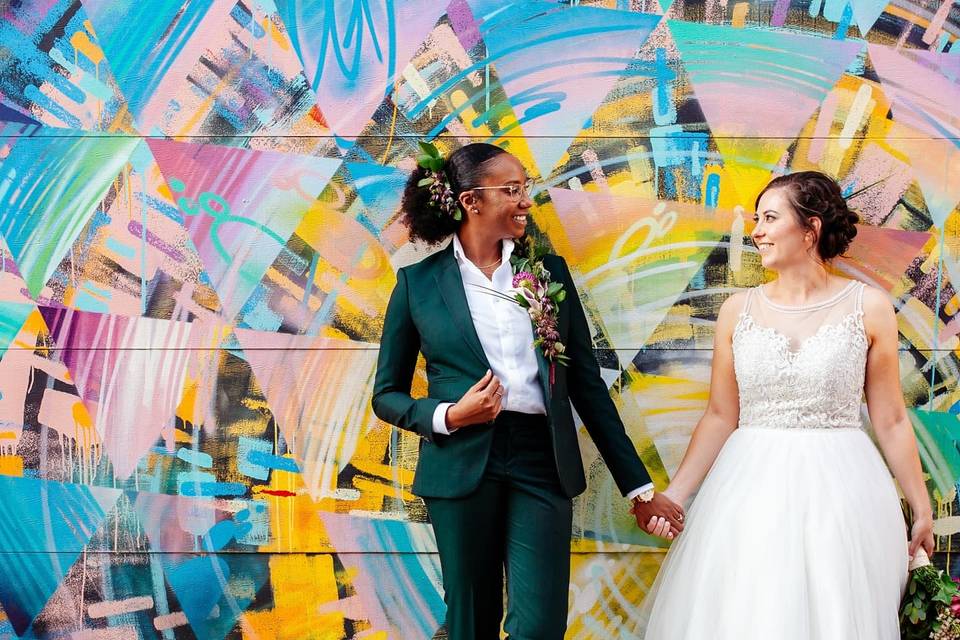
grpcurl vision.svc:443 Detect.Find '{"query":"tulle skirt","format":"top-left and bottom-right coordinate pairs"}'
top-left (641, 427), bottom-right (909, 640)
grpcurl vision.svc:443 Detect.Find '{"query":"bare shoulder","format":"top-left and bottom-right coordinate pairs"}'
top-left (715, 289), bottom-right (751, 335)
top-left (860, 283), bottom-right (893, 311)
top-left (858, 283), bottom-right (897, 338)
top-left (718, 290), bottom-right (750, 319)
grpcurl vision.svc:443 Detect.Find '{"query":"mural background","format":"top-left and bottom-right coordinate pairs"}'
top-left (0, 0), bottom-right (958, 637)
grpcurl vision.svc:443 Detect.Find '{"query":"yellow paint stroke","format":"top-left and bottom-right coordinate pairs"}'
top-left (0, 456), bottom-right (23, 477)
top-left (73, 400), bottom-right (100, 483)
top-left (381, 81), bottom-right (401, 162)
top-left (69, 28), bottom-right (104, 67)
top-left (176, 379), bottom-right (199, 425)
top-left (732, 2), bottom-right (750, 27)
top-left (262, 16), bottom-right (291, 51)
top-left (243, 554), bottom-right (346, 639)
top-left (449, 88), bottom-right (493, 138)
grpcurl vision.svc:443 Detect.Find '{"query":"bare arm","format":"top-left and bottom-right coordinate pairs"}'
top-left (662, 292), bottom-right (745, 505)
top-left (862, 286), bottom-right (934, 557)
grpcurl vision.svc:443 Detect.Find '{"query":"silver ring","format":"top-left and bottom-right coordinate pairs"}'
top-left (494, 390), bottom-right (504, 397)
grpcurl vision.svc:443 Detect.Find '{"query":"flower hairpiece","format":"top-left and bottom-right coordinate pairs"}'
top-left (416, 141), bottom-right (461, 221)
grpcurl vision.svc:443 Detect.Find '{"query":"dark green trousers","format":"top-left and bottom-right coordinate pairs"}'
top-left (424, 411), bottom-right (573, 640)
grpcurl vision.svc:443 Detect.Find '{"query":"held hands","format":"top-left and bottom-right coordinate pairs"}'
top-left (631, 489), bottom-right (686, 541)
top-left (445, 370), bottom-right (504, 430)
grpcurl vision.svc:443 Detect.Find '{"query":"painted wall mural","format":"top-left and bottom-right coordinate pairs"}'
top-left (0, 0), bottom-right (958, 637)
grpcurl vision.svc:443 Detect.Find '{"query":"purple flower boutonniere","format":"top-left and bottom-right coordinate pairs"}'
top-left (509, 237), bottom-right (570, 385)
top-left (471, 236), bottom-right (571, 386)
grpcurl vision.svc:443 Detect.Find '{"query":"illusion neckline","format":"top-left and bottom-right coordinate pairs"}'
top-left (757, 280), bottom-right (857, 314)
top-left (735, 311), bottom-right (866, 360)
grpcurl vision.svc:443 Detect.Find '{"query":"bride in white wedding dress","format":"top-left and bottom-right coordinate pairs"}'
top-left (638, 171), bottom-right (934, 639)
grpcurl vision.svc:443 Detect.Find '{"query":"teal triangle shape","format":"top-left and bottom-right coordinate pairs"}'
top-left (0, 124), bottom-right (139, 298)
top-left (0, 301), bottom-right (34, 362)
top-left (162, 553), bottom-right (270, 640)
top-left (850, 0), bottom-right (890, 35)
top-left (0, 476), bottom-right (121, 636)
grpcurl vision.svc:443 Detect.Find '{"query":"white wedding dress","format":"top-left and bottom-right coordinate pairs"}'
top-left (642, 280), bottom-right (908, 639)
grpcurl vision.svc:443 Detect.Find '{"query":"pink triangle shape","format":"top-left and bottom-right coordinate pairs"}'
top-left (669, 20), bottom-right (863, 199)
top-left (37, 307), bottom-right (222, 480)
top-left (147, 139), bottom-right (341, 322)
top-left (669, 21), bottom-right (863, 139)
top-left (278, 0), bottom-right (449, 142)
top-left (836, 225), bottom-right (930, 292)
top-left (234, 328), bottom-right (379, 500)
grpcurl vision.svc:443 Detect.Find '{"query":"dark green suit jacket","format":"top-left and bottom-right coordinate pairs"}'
top-left (371, 242), bottom-right (652, 499)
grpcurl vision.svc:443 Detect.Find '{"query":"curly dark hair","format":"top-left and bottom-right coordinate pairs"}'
top-left (755, 171), bottom-right (859, 260)
top-left (400, 142), bottom-right (508, 245)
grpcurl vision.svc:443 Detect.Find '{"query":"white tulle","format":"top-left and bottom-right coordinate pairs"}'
top-left (640, 282), bottom-right (909, 639)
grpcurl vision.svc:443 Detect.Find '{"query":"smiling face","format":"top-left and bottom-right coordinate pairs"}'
top-left (752, 187), bottom-right (822, 269)
top-left (462, 153), bottom-right (532, 240)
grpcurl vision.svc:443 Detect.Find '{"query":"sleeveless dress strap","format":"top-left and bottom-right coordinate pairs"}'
top-left (742, 287), bottom-right (756, 316)
top-left (855, 281), bottom-right (866, 315)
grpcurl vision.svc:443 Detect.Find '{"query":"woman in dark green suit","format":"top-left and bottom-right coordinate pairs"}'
top-left (372, 143), bottom-right (684, 639)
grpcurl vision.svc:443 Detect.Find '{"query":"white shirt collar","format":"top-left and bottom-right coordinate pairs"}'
top-left (452, 234), bottom-right (515, 268)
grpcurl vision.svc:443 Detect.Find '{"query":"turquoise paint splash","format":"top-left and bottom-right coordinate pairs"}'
top-left (0, 301), bottom-right (34, 361)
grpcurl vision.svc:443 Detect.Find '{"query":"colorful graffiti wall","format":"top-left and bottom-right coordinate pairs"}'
top-left (1, 0), bottom-right (959, 637)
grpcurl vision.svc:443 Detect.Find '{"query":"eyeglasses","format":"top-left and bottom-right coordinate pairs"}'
top-left (471, 179), bottom-right (535, 202)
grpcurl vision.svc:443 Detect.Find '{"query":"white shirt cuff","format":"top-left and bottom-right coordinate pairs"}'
top-left (432, 403), bottom-right (455, 435)
top-left (627, 483), bottom-right (655, 500)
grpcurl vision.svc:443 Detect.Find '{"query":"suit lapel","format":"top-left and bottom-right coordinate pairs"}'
top-left (435, 245), bottom-right (491, 369)
top-left (535, 347), bottom-right (553, 410)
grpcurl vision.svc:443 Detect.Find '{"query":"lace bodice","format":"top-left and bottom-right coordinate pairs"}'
top-left (732, 281), bottom-right (868, 430)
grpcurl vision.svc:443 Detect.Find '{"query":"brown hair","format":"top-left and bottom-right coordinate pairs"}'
top-left (755, 171), bottom-right (859, 260)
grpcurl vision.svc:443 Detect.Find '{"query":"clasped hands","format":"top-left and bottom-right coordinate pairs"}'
top-left (445, 371), bottom-right (688, 541)
top-left (631, 489), bottom-right (686, 540)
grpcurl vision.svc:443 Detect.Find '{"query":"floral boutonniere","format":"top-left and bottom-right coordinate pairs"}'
top-left (509, 236), bottom-right (570, 385)
top-left (471, 236), bottom-right (570, 385)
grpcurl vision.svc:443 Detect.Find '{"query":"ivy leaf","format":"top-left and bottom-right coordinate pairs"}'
top-left (418, 141), bottom-right (440, 158)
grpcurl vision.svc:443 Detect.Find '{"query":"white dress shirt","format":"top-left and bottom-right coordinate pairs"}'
top-left (432, 236), bottom-right (546, 433)
top-left (431, 236), bottom-right (653, 500)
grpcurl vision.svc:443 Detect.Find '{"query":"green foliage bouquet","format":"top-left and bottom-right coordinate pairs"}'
top-left (901, 549), bottom-right (960, 639)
